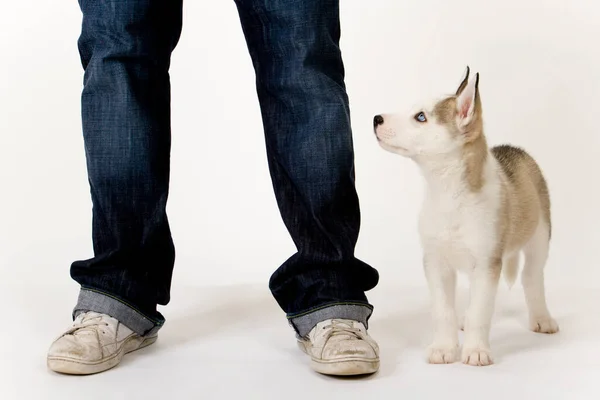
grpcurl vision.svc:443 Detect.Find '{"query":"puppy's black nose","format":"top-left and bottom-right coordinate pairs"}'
top-left (373, 115), bottom-right (384, 127)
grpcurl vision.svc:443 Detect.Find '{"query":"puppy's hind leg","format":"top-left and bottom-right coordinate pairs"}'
top-left (522, 220), bottom-right (559, 334)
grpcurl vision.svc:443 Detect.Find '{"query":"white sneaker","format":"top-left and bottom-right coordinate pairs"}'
top-left (47, 312), bottom-right (157, 375)
top-left (298, 319), bottom-right (380, 376)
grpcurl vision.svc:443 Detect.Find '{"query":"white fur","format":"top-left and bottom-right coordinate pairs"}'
top-left (522, 220), bottom-right (558, 333)
top-left (418, 151), bottom-right (503, 365)
top-left (374, 71), bottom-right (557, 366)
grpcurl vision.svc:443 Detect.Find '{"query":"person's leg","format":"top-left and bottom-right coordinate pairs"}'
top-left (48, 0), bottom-right (182, 374)
top-left (234, 0), bottom-right (379, 374)
top-left (70, 0), bottom-right (183, 334)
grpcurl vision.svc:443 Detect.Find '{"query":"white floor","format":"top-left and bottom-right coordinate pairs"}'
top-left (1, 282), bottom-right (599, 400)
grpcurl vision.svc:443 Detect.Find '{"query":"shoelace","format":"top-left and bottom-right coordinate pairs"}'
top-left (65, 313), bottom-right (110, 336)
top-left (322, 319), bottom-right (364, 340)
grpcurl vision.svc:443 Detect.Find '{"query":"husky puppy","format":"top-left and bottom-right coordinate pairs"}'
top-left (373, 67), bottom-right (559, 366)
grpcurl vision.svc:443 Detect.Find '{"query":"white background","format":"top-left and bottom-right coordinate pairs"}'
top-left (1, 1), bottom-right (599, 399)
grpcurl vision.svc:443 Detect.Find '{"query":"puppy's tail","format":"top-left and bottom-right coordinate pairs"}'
top-left (502, 253), bottom-right (520, 289)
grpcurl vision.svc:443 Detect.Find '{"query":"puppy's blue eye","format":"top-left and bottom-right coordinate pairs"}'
top-left (415, 112), bottom-right (427, 123)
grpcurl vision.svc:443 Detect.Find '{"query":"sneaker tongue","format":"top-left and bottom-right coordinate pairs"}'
top-left (79, 312), bottom-right (113, 325)
top-left (70, 312), bottom-right (108, 336)
top-left (75, 311), bottom-right (97, 322)
top-left (331, 319), bottom-right (354, 329)
top-left (82, 312), bottom-right (103, 320)
top-left (328, 320), bottom-right (360, 339)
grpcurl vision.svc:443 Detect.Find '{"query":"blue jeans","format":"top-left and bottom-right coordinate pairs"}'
top-left (70, 0), bottom-right (379, 338)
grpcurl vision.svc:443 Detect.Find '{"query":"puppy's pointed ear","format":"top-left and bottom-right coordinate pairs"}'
top-left (455, 66), bottom-right (470, 95)
top-left (456, 72), bottom-right (480, 130)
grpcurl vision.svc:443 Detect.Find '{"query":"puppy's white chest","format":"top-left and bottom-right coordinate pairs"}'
top-left (419, 198), bottom-right (495, 272)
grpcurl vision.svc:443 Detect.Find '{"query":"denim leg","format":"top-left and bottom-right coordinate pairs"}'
top-left (234, 0), bottom-right (379, 336)
top-left (69, 0), bottom-right (183, 335)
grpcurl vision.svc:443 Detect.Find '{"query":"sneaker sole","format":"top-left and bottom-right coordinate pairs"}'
top-left (310, 358), bottom-right (380, 376)
top-left (47, 335), bottom-right (157, 375)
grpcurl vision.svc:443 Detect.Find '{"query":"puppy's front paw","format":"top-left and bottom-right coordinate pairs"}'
top-left (530, 316), bottom-right (559, 334)
top-left (427, 344), bottom-right (458, 364)
top-left (461, 348), bottom-right (493, 366)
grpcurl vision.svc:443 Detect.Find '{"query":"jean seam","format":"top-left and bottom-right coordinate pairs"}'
top-left (286, 301), bottom-right (373, 320)
top-left (80, 285), bottom-right (163, 326)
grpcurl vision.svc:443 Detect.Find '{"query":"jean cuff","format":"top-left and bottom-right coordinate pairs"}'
top-left (287, 302), bottom-right (374, 338)
top-left (73, 287), bottom-right (164, 336)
